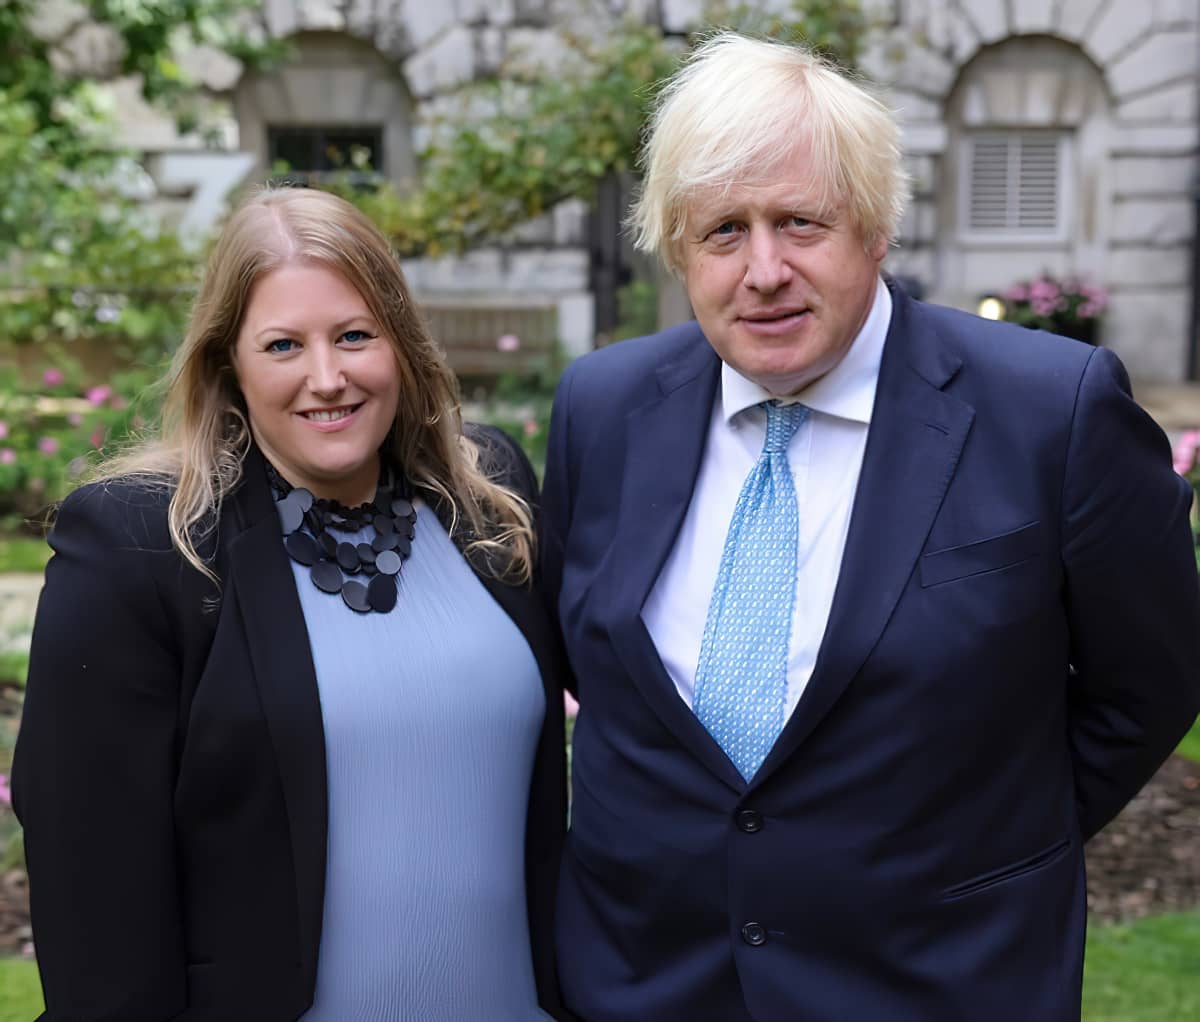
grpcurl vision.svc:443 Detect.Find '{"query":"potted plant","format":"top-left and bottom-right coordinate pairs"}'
top-left (1001, 273), bottom-right (1108, 344)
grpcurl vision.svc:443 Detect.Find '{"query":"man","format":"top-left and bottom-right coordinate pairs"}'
top-left (541, 32), bottom-right (1200, 1022)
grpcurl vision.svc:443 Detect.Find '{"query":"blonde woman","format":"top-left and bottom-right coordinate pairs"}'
top-left (13, 188), bottom-right (570, 1021)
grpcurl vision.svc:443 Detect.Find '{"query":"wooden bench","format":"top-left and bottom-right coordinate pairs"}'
top-left (419, 302), bottom-right (559, 377)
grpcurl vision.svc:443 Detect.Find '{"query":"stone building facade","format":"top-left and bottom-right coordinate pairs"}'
top-left (30, 0), bottom-right (1200, 380)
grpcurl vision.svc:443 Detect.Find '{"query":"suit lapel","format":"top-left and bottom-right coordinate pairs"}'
top-left (757, 288), bottom-right (975, 781)
top-left (604, 332), bottom-right (747, 791)
top-left (225, 448), bottom-right (328, 989)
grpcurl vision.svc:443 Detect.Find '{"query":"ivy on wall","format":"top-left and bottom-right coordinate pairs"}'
top-left (334, 0), bottom-right (870, 258)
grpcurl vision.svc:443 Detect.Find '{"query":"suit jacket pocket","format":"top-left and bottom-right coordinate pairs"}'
top-left (921, 521), bottom-right (1041, 588)
top-left (940, 836), bottom-right (1071, 901)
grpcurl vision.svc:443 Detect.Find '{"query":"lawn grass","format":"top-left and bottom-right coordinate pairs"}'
top-left (0, 958), bottom-right (41, 1021)
top-left (1177, 715), bottom-right (1200, 765)
top-left (0, 911), bottom-right (1196, 1019)
top-left (0, 537), bottom-right (48, 575)
top-left (1082, 911), bottom-right (1200, 1021)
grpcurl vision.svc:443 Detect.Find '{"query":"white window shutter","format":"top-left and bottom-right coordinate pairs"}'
top-left (965, 133), bottom-right (1064, 236)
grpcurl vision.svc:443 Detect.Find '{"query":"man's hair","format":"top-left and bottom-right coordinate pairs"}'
top-left (629, 32), bottom-right (910, 272)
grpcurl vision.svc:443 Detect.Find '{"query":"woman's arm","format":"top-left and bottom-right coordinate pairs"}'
top-left (13, 482), bottom-right (189, 1021)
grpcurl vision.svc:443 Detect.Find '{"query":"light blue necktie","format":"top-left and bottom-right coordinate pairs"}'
top-left (694, 400), bottom-right (808, 780)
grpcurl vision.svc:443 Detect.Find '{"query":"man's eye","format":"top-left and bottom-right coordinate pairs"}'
top-left (789, 216), bottom-right (811, 228)
top-left (712, 222), bottom-right (737, 236)
top-left (266, 338), bottom-right (296, 353)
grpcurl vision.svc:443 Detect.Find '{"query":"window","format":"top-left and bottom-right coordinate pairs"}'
top-left (960, 132), bottom-right (1069, 240)
top-left (267, 125), bottom-right (384, 181)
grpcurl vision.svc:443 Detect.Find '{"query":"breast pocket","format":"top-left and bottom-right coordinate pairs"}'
top-left (920, 521), bottom-right (1042, 588)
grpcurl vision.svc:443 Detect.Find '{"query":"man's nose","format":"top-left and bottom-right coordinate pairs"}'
top-left (307, 344), bottom-right (346, 396)
top-left (742, 229), bottom-right (793, 294)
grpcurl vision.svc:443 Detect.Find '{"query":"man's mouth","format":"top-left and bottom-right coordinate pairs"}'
top-left (301, 404), bottom-right (361, 423)
top-left (743, 308), bottom-right (807, 323)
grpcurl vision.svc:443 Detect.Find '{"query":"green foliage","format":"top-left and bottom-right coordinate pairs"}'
top-left (0, 539), bottom-right (49, 575)
top-left (0, 359), bottom-right (164, 528)
top-left (333, 1), bottom-right (869, 259)
top-left (0, 0), bottom-right (276, 359)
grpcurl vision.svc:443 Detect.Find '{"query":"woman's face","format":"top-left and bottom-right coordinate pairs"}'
top-left (232, 261), bottom-right (402, 506)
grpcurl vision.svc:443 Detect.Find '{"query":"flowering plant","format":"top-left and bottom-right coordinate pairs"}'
top-left (1002, 274), bottom-right (1108, 343)
top-left (1172, 430), bottom-right (1200, 569)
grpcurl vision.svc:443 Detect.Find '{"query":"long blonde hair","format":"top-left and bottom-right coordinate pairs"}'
top-left (96, 187), bottom-right (533, 583)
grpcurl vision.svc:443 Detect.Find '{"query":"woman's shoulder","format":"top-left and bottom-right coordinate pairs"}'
top-left (55, 476), bottom-right (177, 553)
top-left (465, 423), bottom-right (538, 503)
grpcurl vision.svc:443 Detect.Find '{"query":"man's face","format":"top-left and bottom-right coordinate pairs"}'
top-left (679, 144), bottom-right (887, 396)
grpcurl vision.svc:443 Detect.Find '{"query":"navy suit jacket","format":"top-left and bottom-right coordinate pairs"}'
top-left (542, 284), bottom-right (1200, 1022)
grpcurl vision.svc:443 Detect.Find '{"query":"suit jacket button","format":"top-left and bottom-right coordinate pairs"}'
top-left (737, 809), bottom-right (763, 833)
top-left (741, 922), bottom-right (767, 946)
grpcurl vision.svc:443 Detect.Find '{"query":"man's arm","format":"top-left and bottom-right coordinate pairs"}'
top-left (1061, 346), bottom-right (1200, 840)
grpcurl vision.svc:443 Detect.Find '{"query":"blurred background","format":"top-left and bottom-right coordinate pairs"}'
top-left (1, 1), bottom-right (1198, 1018)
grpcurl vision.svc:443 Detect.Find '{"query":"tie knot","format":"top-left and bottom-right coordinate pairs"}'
top-left (762, 400), bottom-right (808, 454)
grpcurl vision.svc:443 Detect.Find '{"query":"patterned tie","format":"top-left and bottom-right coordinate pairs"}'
top-left (694, 400), bottom-right (808, 780)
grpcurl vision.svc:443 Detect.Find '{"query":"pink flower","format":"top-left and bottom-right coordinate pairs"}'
top-left (523, 418), bottom-right (539, 437)
top-left (496, 334), bottom-right (520, 352)
top-left (1173, 430), bottom-right (1200, 475)
top-left (67, 412), bottom-right (83, 426)
top-left (42, 367), bottom-right (64, 387)
top-left (564, 691), bottom-right (580, 718)
top-left (1030, 278), bottom-right (1060, 301)
top-left (0, 773), bottom-right (10, 806)
top-left (90, 428), bottom-right (104, 449)
top-left (0, 449), bottom-right (15, 465)
top-left (1003, 284), bottom-right (1029, 303)
top-left (38, 436), bottom-right (60, 455)
top-left (85, 385), bottom-right (113, 407)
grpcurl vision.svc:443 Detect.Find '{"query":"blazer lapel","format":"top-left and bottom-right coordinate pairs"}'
top-left (225, 448), bottom-right (328, 991)
top-left (603, 332), bottom-right (747, 791)
top-left (756, 288), bottom-right (975, 781)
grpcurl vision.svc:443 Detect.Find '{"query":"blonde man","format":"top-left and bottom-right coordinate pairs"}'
top-left (543, 32), bottom-right (1200, 1021)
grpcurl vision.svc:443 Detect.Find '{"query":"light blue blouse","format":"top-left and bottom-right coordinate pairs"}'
top-left (294, 504), bottom-right (551, 1021)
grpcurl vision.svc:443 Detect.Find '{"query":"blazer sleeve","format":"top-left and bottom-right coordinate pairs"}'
top-left (12, 483), bottom-right (188, 1021)
top-left (1061, 347), bottom-right (1200, 840)
top-left (539, 363), bottom-right (576, 632)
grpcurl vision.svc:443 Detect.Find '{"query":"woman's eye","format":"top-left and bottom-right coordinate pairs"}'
top-left (266, 338), bottom-right (296, 353)
top-left (341, 329), bottom-right (372, 343)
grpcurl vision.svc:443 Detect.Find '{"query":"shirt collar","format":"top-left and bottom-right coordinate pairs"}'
top-left (721, 275), bottom-right (892, 426)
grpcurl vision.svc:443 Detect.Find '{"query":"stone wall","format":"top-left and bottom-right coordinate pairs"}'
top-left (27, 0), bottom-right (1200, 378)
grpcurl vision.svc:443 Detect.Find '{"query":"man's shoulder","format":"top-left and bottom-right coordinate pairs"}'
top-left (563, 320), bottom-right (709, 395)
top-left (903, 297), bottom-right (1103, 404)
top-left (913, 298), bottom-right (1096, 373)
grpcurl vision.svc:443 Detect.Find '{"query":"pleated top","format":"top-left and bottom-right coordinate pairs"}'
top-left (294, 503), bottom-right (551, 1021)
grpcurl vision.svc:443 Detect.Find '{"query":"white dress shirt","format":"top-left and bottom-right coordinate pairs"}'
top-left (642, 276), bottom-right (892, 720)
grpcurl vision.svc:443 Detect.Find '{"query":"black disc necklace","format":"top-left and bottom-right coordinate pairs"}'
top-left (266, 460), bottom-right (418, 614)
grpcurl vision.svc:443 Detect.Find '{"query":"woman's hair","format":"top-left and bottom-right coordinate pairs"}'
top-left (96, 187), bottom-right (533, 583)
top-left (629, 32), bottom-right (910, 272)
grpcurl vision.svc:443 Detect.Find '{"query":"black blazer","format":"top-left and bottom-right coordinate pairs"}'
top-left (14, 428), bottom-right (570, 1021)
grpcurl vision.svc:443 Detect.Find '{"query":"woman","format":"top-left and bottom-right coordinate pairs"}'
top-left (12, 188), bottom-right (570, 1021)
